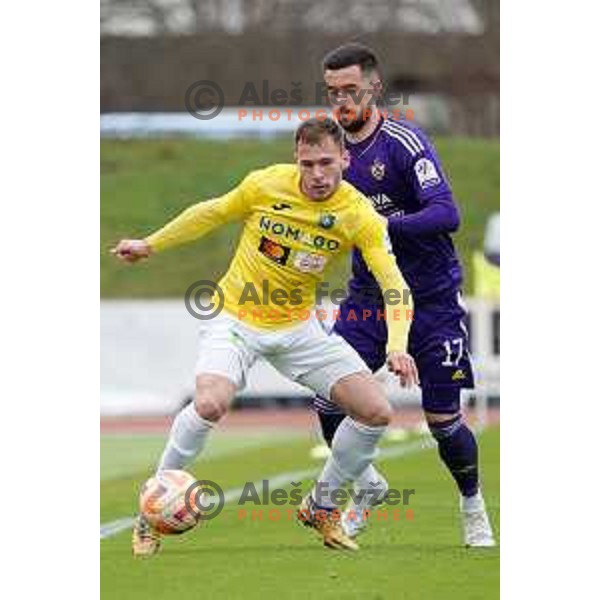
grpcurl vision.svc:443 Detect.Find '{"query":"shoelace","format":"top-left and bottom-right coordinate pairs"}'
top-left (302, 497), bottom-right (333, 523)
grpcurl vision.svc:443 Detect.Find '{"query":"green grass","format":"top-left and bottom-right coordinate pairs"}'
top-left (101, 138), bottom-right (499, 297)
top-left (100, 431), bottom-right (305, 481)
top-left (101, 427), bottom-right (499, 599)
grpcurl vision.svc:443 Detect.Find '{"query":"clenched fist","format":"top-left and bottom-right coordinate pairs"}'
top-left (111, 239), bottom-right (152, 263)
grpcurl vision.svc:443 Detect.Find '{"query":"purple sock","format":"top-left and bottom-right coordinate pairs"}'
top-left (428, 415), bottom-right (479, 498)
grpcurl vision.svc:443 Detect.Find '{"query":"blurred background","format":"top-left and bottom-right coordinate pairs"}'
top-left (100, 0), bottom-right (499, 427)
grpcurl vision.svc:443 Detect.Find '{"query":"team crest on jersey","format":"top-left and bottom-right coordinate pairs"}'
top-left (371, 158), bottom-right (386, 181)
top-left (318, 214), bottom-right (336, 229)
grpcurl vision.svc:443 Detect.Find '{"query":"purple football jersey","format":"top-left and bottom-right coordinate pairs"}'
top-left (344, 116), bottom-right (463, 303)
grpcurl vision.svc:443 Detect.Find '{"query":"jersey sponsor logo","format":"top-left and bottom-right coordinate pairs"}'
top-left (414, 158), bottom-right (441, 189)
top-left (272, 202), bottom-right (292, 211)
top-left (318, 214), bottom-right (336, 229)
top-left (259, 216), bottom-right (340, 251)
top-left (370, 158), bottom-right (386, 181)
top-left (369, 193), bottom-right (395, 211)
top-left (258, 236), bottom-right (291, 266)
top-left (292, 251), bottom-right (328, 274)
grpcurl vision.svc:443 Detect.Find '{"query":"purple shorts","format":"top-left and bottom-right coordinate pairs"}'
top-left (332, 290), bottom-right (474, 414)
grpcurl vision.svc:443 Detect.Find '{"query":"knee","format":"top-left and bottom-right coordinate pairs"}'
top-left (331, 374), bottom-right (393, 427)
top-left (358, 402), bottom-right (392, 427)
top-left (194, 375), bottom-right (234, 422)
top-left (425, 412), bottom-right (463, 440)
top-left (194, 391), bottom-right (227, 422)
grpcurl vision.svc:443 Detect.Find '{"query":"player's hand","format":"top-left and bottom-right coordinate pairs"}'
top-left (111, 239), bottom-right (152, 263)
top-left (386, 351), bottom-right (419, 388)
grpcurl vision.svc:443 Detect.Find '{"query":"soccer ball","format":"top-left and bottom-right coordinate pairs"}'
top-left (139, 469), bottom-right (202, 534)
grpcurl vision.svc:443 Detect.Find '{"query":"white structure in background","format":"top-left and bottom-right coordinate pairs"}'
top-left (484, 212), bottom-right (500, 265)
top-left (100, 299), bottom-right (499, 416)
top-left (100, 99), bottom-right (452, 139)
top-left (101, 0), bottom-right (484, 37)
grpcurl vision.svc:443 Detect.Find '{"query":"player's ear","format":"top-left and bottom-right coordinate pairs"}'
top-left (341, 148), bottom-right (350, 171)
top-left (371, 78), bottom-right (383, 103)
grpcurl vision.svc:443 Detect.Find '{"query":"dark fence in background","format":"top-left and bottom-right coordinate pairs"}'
top-left (101, 28), bottom-right (499, 136)
top-left (101, 0), bottom-right (499, 135)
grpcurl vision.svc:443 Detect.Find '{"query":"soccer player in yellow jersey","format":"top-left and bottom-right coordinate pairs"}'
top-left (113, 118), bottom-right (418, 554)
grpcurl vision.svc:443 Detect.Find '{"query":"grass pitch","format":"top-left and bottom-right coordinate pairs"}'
top-left (101, 425), bottom-right (499, 599)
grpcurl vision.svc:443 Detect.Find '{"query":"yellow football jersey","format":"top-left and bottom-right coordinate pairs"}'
top-left (146, 164), bottom-right (412, 352)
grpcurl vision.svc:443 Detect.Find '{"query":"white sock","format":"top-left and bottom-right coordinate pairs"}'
top-left (157, 403), bottom-right (214, 471)
top-left (461, 489), bottom-right (484, 513)
top-left (350, 465), bottom-right (389, 509)
top-left (312, 417), bottom-right (386, 508)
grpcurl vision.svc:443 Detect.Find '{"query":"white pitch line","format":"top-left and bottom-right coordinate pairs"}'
top-left (100, 435), bottom-right (436, 540)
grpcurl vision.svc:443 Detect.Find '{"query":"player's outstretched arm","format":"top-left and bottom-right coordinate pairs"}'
top-left (111, 172), bottom-right (256, 262)
top-left (110, 200), bottom-right (218, 263)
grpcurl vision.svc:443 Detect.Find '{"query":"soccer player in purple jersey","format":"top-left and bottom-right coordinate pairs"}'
top-left (313, 43), bottom-right (495, 547)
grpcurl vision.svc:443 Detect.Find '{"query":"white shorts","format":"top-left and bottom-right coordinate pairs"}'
top-left (195, 311), bottom-right (369, 400)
